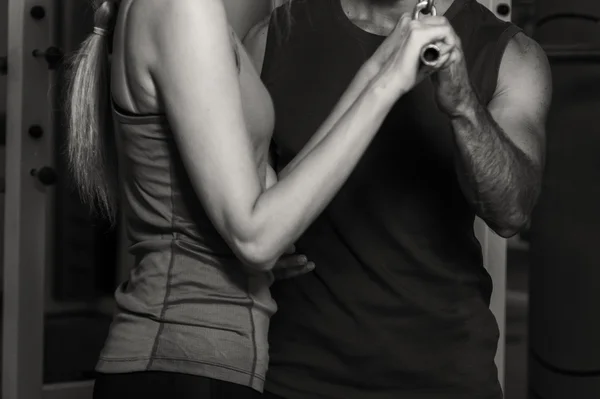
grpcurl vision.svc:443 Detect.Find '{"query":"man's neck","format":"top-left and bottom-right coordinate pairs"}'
top-left (340, 0), bottom-right (454, 35)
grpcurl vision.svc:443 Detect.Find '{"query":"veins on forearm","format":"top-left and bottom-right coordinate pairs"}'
top-left (452, 102), bottom-right (541, 234)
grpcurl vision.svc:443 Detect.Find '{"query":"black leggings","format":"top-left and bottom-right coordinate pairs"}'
top-left (93, 371), bottom-right (283, 399)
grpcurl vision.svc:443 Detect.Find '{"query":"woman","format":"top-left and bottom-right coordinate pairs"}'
top-left (66, 0), bottom-right (455, 397)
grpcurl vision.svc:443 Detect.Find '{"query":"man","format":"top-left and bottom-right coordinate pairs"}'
top-left (245, 0), bottom-right (550, 398)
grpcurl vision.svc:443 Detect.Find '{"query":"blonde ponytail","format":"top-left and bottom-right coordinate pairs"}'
top-left (65, 0), bottom-right (119, 224)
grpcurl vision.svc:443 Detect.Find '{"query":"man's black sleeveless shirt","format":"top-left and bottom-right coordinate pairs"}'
top-left (261, 1), bottom-right (522, 397)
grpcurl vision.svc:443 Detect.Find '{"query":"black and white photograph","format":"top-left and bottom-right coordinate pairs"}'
top-left (0, 1), bottom-right (598, 398)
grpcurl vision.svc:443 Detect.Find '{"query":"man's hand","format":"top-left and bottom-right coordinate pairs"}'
top-left (272, 244), bottom-right (315, 280)
top-left (421, 17), bottom-right (477, 117)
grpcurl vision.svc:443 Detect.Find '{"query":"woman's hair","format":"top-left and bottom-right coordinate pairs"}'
top-left (271, 0), bottom-right (294, 38)
top-left (66, 0), bottom-right (291, 224)
top-left (65, 0), bottom-right (119, 224)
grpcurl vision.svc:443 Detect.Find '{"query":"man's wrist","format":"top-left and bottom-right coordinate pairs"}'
top-left (449, 88), bottom-right (481, 121)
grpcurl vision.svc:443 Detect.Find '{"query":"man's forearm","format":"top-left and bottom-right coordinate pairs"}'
top-left (451, 96), bottom-right (542, 237)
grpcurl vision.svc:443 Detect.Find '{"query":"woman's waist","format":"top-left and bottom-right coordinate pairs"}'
top-left (117, 238), bottom-right (277, 324)
top-left (125, 213), bottom-right (234, 255)
top-left (99, 309), bottom-right (272, 384)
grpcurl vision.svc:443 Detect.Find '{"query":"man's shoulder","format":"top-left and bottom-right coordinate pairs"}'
top-left (504, 32), bottom-right (546, 63)
top-left (500, 32), bottom-right (549, 85)
top-left (492, 31), bottom-right (551, 109)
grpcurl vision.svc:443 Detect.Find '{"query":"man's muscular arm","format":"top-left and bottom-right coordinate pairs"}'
top-left (451, 33), bottom-right (551, 237)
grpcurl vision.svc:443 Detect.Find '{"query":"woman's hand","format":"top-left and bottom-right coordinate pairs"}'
top-left (366, 14), bottom-right (458, 102)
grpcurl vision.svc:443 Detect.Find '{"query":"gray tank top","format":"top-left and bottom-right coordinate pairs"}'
top-left (96, 33), bottom-right (277, 390)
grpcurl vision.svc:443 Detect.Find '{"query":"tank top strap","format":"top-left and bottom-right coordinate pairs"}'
top-left (111, 23), bottom-right (240, 127)
top-left (452, 0), bottom-right (523, 104)
top-left (478, 23), bottom-right (523, 103)
top-left (110, 98), bottom-right (167, 125)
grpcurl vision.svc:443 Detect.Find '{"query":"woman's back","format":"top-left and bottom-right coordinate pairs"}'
top-left (96, 0), bottom-right (277, 391)
top-left (110, 0), bottom-right (274, 253)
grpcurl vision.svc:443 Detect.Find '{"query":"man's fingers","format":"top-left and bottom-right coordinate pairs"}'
top-left (431, 47), bottom-right (460, 73)
top-left (273, 254), bottom-right (308, 269)
top-left (273, 262), bottom-right (316, 280)
top-left (431, 42), bottom-right (454, 57)
top-left (284, 244), bottom-right (296, 255)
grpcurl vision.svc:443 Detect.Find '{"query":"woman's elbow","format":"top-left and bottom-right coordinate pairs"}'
top-left (230, 234), bottom-right (279, 272)
top-left (223, 212), bottom-right (285, 272)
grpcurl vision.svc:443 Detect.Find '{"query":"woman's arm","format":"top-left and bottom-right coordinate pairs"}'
top-left (244, 16), bottom-right (407, 180)
top-left (149, 0), bottom-right (451, 271)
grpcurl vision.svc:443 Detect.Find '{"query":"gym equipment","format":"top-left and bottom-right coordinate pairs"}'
top-left (3, 0), bottom-right (56, 397)
top-left (474, 1), bottom-right (513, 391)
top-left (2, 1), bottom-right (117, 398)
top-left (477, 0), bottom-right (512, 22)
top-left (528, 4), bottom-right (600, 398)
top-left (413, 0), bottom-right (515, 65)
top-left (413, 0), bottom-right (441, 67)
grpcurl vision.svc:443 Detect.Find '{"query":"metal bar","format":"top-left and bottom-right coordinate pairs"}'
top-left (475, 0), bottom-right (511, 390)
top-left (475, 217), bottom-right (508, 389)
top-left (3, 0), bottom-right (55, 398)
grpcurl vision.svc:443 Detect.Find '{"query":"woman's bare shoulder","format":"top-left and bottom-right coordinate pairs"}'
top-left (127, 0), bottom-right (228, 35)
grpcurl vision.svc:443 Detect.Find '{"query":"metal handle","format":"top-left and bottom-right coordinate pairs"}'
top-left (413, 0), bottom-right (439, 67)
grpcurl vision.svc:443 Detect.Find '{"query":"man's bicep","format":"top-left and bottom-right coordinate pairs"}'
top-left (243, 15), bottom-right (271, 73)
top-left (488, 33), bottom-right (552, 167)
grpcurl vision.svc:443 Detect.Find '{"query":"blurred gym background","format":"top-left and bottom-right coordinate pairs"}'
top-left (0, 0), bottom-right (599, 398)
